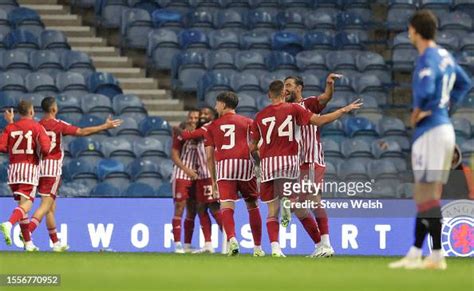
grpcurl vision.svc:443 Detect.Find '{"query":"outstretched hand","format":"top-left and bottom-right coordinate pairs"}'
top-left (342, 99), bottom-right (363, 113)
top-left (105, 115), bottom-right (123, 129)
top-left (4, 108), bottom-right (14, 124)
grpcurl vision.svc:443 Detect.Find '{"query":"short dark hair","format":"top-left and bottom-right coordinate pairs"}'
top-left (41, 96), bottom-right (56, 113)
top-left (269, 80), bottom-right (284, 99)
top-left (200, 105), bottom-right (218, 119)
top-left (409, 10), bottom-right (437, 40)
top-left (18, 100), bottom-right (33, 116)
top-left (188, 107), bottom-right (200, 114)
top-left (284, 76), bottom-right (304, 89)
top-left (216, 91), bottom-right (239, 109)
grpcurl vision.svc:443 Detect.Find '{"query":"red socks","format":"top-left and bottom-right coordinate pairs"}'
top-left (184, 217), bottom-right (195, 244)
top-left (248, 207), bottom-right (262, 246)
top-left (221, 208), bottom-right (236, 240)
top-left (314, 207), bottom-right (329, 235)
top-left (8, 207), bottom-right (25, 225)
top-left (172, 216), bottom-right (182, 243)
top-left (299, 216), bottom-right (321, 244)
top-left (28, 217), bottom-right (40, 233)
top-left (48, 228), bottom-right (59, 244)
top-left (266, 217), bottom-right (279, 243)
top-left (19, 216), bottom-right (31, 243)
top-left (211, 210), bottom-right (222, 229)
top-left (198, 212), bottom-right (212, 242)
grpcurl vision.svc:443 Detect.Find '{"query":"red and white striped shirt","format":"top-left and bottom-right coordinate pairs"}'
top-left (171, 135), bottom-right (198, 181)
top-left (7, 163), bottom-right (40, 185)
top-left (196, 140), bottom-right (211, 179)
top-left (299, 96), bottom-right (326, 166)
top-left (251, 102), bottom-right (313, 182)
top-left (204, 112), bottom-right (255, 181)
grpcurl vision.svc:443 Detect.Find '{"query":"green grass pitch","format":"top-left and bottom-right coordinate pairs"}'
top-left (0, 252), bottom-right (472, 291)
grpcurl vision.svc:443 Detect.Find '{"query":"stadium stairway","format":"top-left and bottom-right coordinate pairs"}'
top-left (18, 0), bottom-right (187, 125)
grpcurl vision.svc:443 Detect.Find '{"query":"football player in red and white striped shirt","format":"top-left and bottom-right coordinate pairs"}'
top-left (24, 97), bottom-right (122, 252)
top-left (0, 100), bottom-right (51, 251)
top-left (178, 107), bottom-right (222, 253)
top-left (171, 109), bottom-right (199, 253)
top-left (284, 74), bottom-right (340, 257)
top-left (204, 91), bottom-right (264, 257)
top-left (250, 80), bottom-right (362, 257)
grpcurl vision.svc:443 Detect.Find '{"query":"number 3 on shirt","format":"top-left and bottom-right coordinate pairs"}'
top-left (11, 131), bottom-right (34, 154)
top-left (261, 116), bottom-right (293, 144)
top-left (220, 124), bottom-right (235, 150)
top-left (46, 131), bottom-right (57, 152)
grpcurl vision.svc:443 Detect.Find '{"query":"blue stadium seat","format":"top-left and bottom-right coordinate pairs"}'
top-left (0, 182), bottom-right (11, 196)
top-left (90, 182), bottom-right (121, 197)
top-left (69, 136), bottom-right (104, 158)
top-left (0, 73), bottom-right (26, 99)
top-left (420, 0), bottom-right (451, 14)
top-left (206, 50), bottom-right (237, 75)
top-left (322, 138), bottom-right (343, 158)
top-left (335, 31), bottom-right (364, 50)
top-left (303, 31), bottom-right (334, 51)
top-left (0, 8), bottom-right (10, 36)
top-left (0, 33), bottom-right (8, 49)
top-left (0, 92), bottom-right (15, 109)
top-left (25, 72), bottom-right (58, 95)
top-left (397, 182), bottom-right (414, 199)
top-left (240, 31), bottom-right (271, 55)
top-left (354, 74), bottom-right (384, 95)
top-left (387, 7), bottom-right (415, 31)
top-left (77, 115), bottom-right (108, 135)
top-left (127, 158), bottom-right (163, 187)
top-left (454, 0), bottom-right (474, 19)
top-left (109, 117), bottom-right (141, 137)
top-left (235, 93), bottom-right (258, 114)
top-left (265, 51), bottom-right (297, 73)
top-left (112, 94), bottom-right (146, 115)
top-left (30, 50), bottom-right (63, 78)
top-left (2, 50), bottom-right (32, 77)
top-left (341, 138), bottom-right (372, 158)
top-left (67, 158), bottom-right (98, 187)
top-left (276, 11), bottom-right (305, 34)
top-left (259, 71), bottom-right (288, 91)
top-left (198, 71), bottom-right (232, 102)
top-left (156, 182), bottom-right (172, 198)
top-left (248, 9), bottom-right (276, 32)
top-left (133, 137), bottom-right (168, 157)
top-left (21, 93), bottom-right (43, 111)
top-left (336, 11), bottom-right (366, 30)
top-left (56, 72), bottom-right (88, 97)
top-left (178, 29), bottom-right (209, 51)
top-left (235, 50), bottom-right (267, 75)
top-left (296, 51), bottom-right (327, 74)
top-left (99, 0), bottom-right (128, 28)
top-left (40, 30), bottom-right (70, 52)
top-left (388, 0), bottom-right (417, 9)
top-left (56, 93), bottom-right (82, 113)
top-left (337, 159), bottom-right (370, 181)
top-left (301, 74), bottom-right (324, 96)
top-left (60, 181), bottom-right (92, 197)
top-left (8, 7), bottom-right (44, 36)
top-left (304, 9), bottom-right (336, 30)
top-left (321, 119), bottom-right (345, 140)
top-left (138, 116), bottom-right (171, 137)
top-left (87, 72), bottom-right (122, 98)
top-left (172, 51), bottom-right (207, 91)
top-left (377, 116), bottom-right (407, 136)
top-left (0, 0), bottom-right (17, 13)
top-left (152, 9), bottom-right (184, 31)
top-left (147, 28), bottom-right (179, 70)
top-left (81, 93), bottom-right (113, 119)
top-left (344, 116), bottom-right (377, 137)
top-left (368, 181), bottom-right (397, 199)
top-left (209, 30), bottom-right (239, 50)
top-left (326, 50), bottom-right (356, 72)
top-left (130, 0), bottom-right (161, 14)
top-left (440, 12), bottom-right (472, 35)
top-left (271, 31), bottom-right (303, 56)
top-left (461, 139), bottom-right (474, 163)
top-left (216, 10), bottom-right (246, 33)
top-left (453, 118), bottom-right (472, 142)
top-left (371, 139), bottom-right (404, 159)
top-left (123, 182), bottom-right (157, 197)
top-left (231, 73), bottom-right (261, 99)
top-left (97, 159), bottom-right (130, 188)
top-left (121, 8), bottom-right (153, 49)
top-left (437, 32), bottom-right (459, 52)
top-left (187, 10), bottom-right (214, 32)
top-left (158, 158), bottom-right (173, 180)
top-left (6, 29), bottom-right (39, 53)
top-left (356, 51), bottom-right (390, 84)
top-left (101, 137), bottom-right (136, 165)
top-left (368, 159), bottom-right (399, 181)
top-left (62, 50), bottom-right (95, 77)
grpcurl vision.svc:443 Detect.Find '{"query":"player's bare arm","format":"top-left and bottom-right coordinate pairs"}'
top-left (310, 99), bottom-right (363, 126)
top-left (318, 73), bottom-right (342, 105)
top-left (171, 148), bottom-right (198, 180)
top-left (4, 108), bottom-right (14, 124)
top-left (205, 145), bottom-right (218, 198)
top-left (75, 115), bottom-right (123, 136)
top-left (410, 108), bottom-right (432, 128)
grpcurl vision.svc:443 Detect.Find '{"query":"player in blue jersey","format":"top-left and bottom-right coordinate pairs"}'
top-left (389, 10), bottom-right (472, 270)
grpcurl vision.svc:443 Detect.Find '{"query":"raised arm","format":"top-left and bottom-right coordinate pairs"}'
top-left (309, 99), bottom-right (363, 126)
top-left (75, 116), bottom-right (123, 136)
top-left (318, 73), bottom-right (342, 106)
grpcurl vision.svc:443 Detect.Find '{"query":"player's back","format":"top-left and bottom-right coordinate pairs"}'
top-left (254, 102), bottom-right (305, 159)
top-left (413, 46), bottom-right (472, 140)
top-left (207, 112), bottom-right (253, 161)
top-left (4, 118), bottom-right (44, 165)
top-left (39, 118), bottom-right (77, 161)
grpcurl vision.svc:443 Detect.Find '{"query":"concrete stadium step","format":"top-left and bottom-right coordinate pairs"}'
top-left (123, 89), bottom-right (168, 100)
top-left (68, 37), bottom-right (106, 46)
top-left (142, 99), bottom-right (183, 111)
top-left (92, 56), bottom-right (133, 68)
top-left (48, 26), bottom-right (95, 37)
top-left (18, 0), bottom-right (58, 4)
top-left (118, 78), bottom-right (158, 90)
top-left (148, 111), bottom-right (188, 122)
top-left (71, 46), bottom-right (118, 57)
top-left (22, 5), bottom-right (67, 15)
top-left (97, 67), bottom-right (145, 78)
top-left (41, 14), bottom-right (82, 26)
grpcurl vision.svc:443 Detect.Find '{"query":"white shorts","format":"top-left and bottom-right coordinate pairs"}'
top-left (412, 124), bottom-right (455, 183)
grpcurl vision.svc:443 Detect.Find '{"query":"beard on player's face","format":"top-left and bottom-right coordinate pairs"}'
top-left (285, 90), bottom-right (297, 103)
